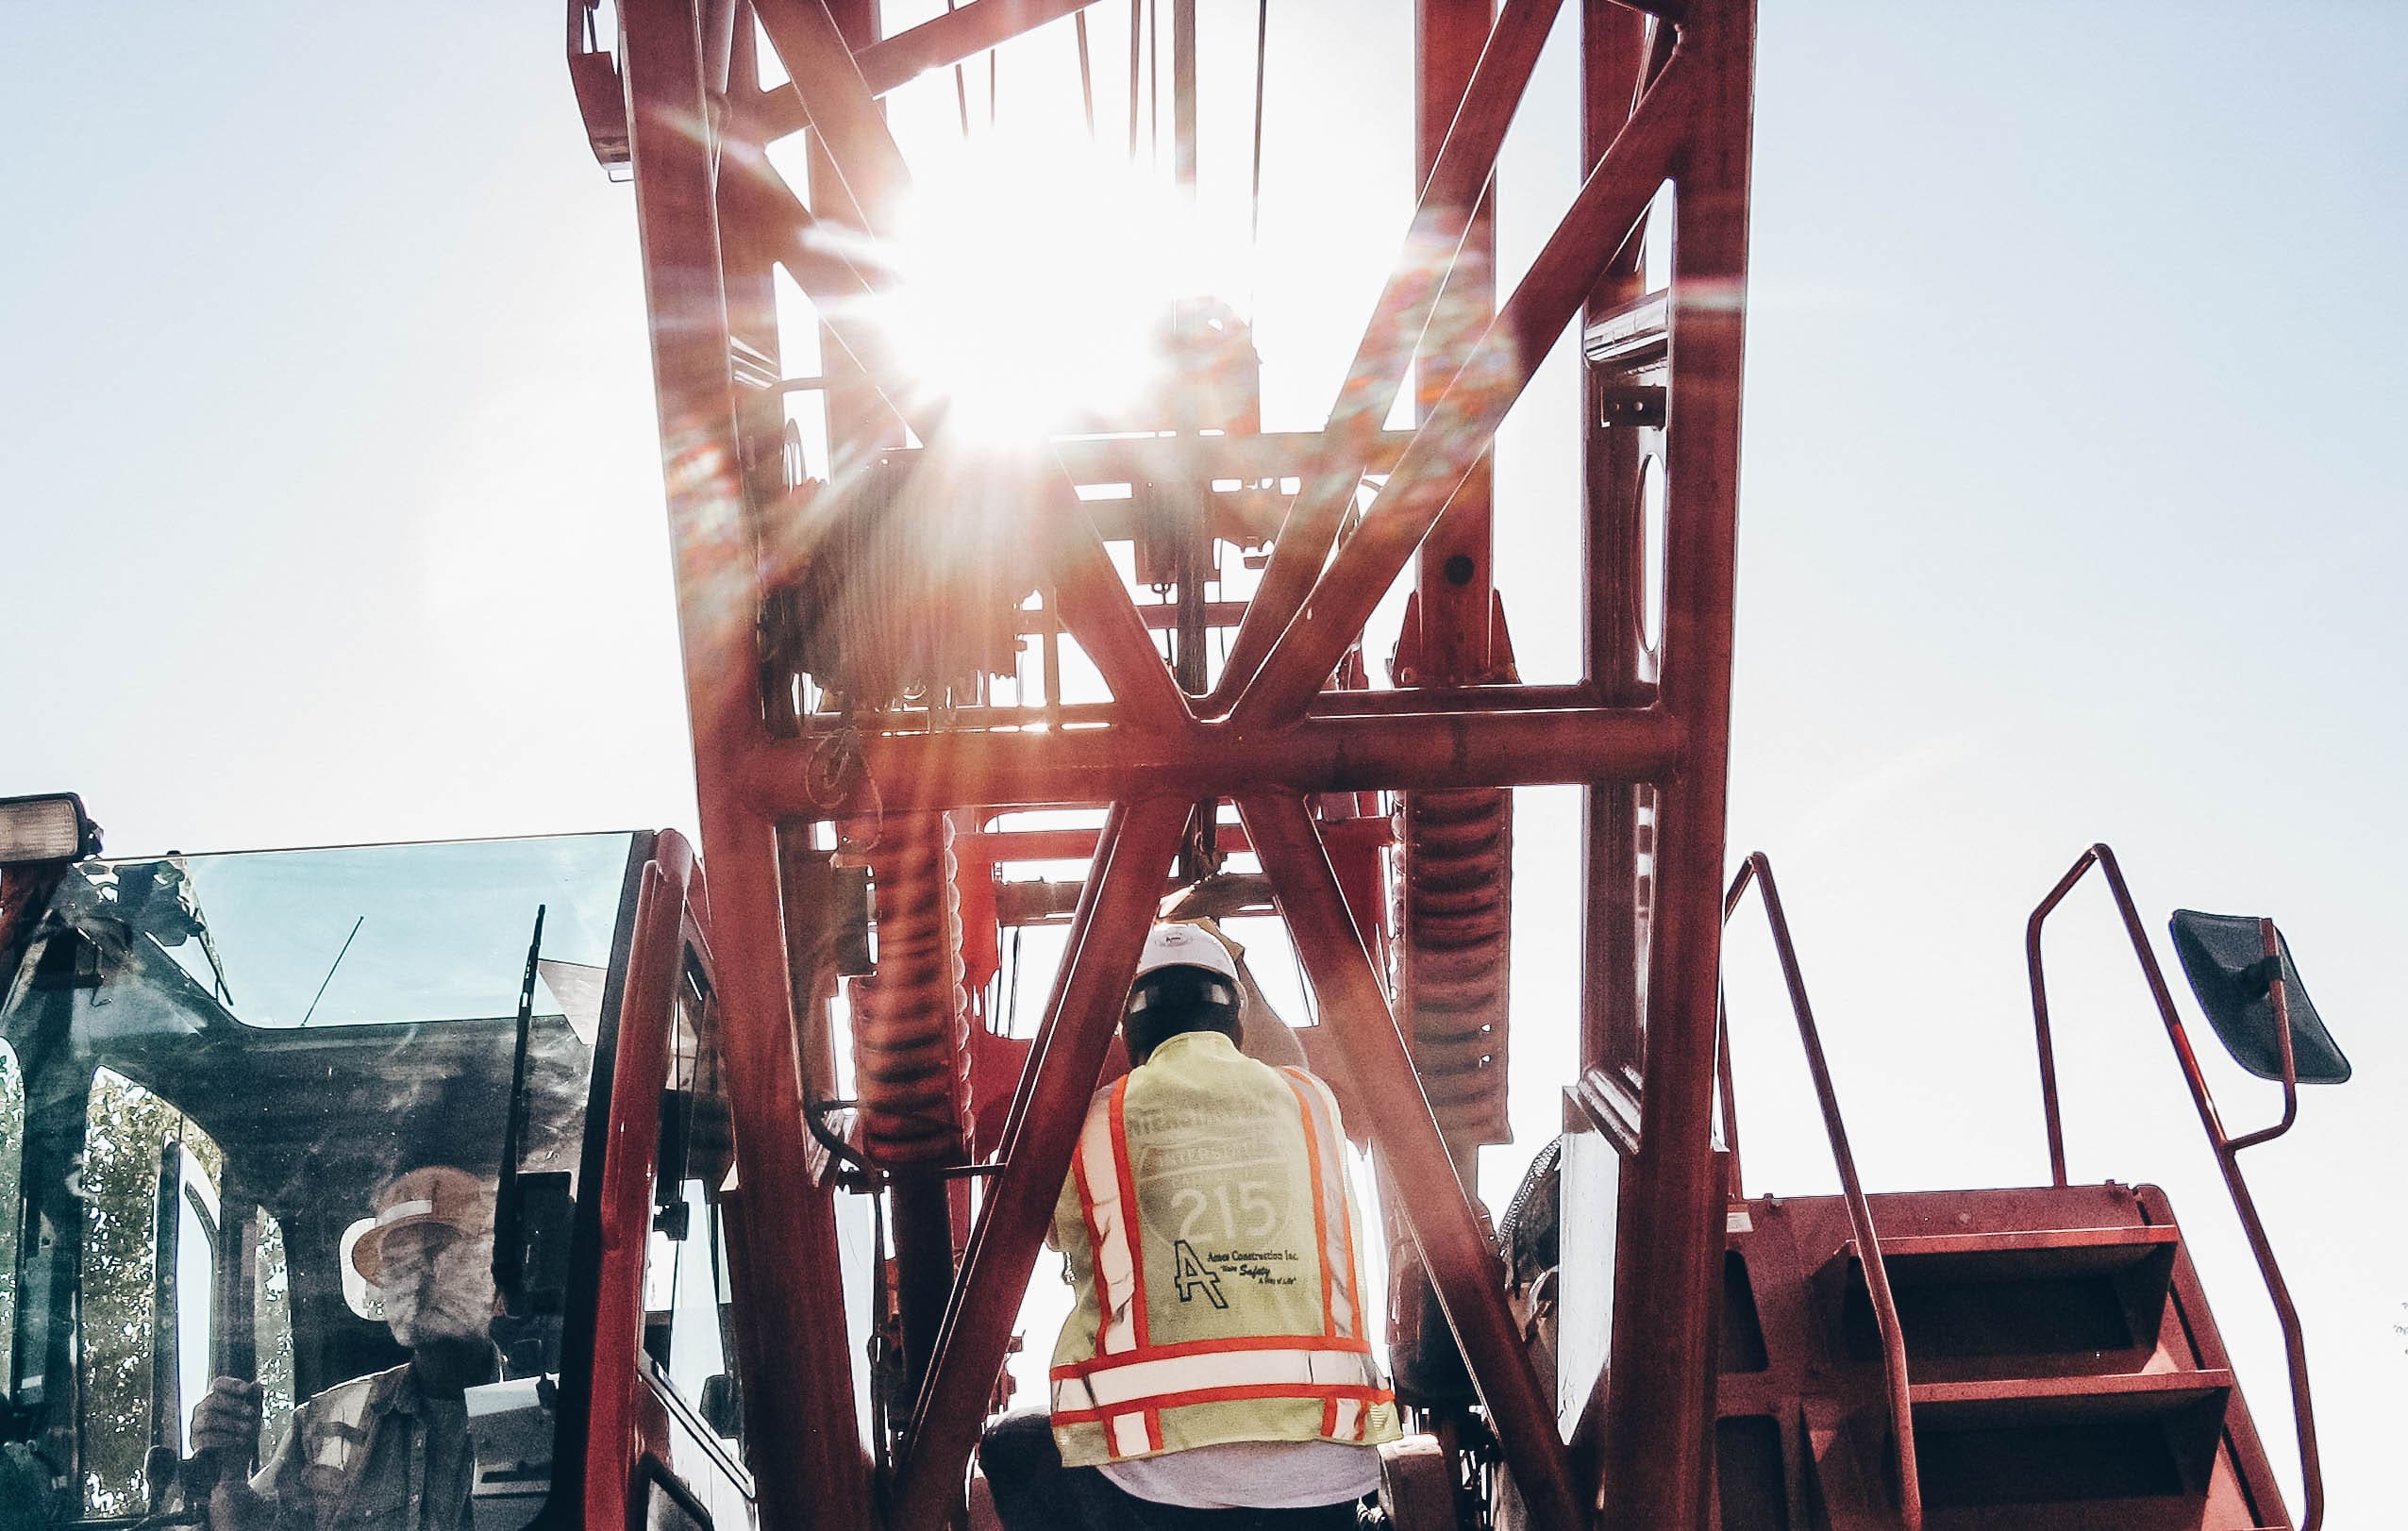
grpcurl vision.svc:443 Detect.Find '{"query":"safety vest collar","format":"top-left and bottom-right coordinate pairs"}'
top-left (1137, 1028), bottom-right (1241, 1068)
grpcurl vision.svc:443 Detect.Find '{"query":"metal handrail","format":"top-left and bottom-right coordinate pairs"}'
top-left (1723, 853), bottom-right (1923, 1531)
top-left (2025, 842), bottom-right (2323, 1531)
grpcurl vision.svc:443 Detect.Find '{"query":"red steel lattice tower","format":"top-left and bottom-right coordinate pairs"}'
top-left (579, 1), bottom-right (1757, 1525)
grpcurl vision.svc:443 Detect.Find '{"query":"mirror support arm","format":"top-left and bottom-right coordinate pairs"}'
top-left (2024, 843), bottom-right (2324, 1531)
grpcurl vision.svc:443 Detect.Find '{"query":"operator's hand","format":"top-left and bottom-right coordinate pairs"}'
top-left (188, 1377), bottom-right (263, 1460)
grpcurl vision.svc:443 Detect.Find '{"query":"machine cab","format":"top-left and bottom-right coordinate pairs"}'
top-left (0, 818), bottom-right (794, 1531)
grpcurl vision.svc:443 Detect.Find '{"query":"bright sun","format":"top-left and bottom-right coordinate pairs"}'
top-left (882, 138), bottom-right (1241, 442)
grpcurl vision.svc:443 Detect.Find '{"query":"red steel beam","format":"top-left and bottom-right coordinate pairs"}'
top-left (891, 796), bottom-right (1190, 1530)
top-left (619, 4), bottom-right (873, 1528)
top-left (749, 0), bottom-right (1098, 140)
top-left (1239, 793), bottom-right (1580, 1531)
top-left (1229, 47), bottom-right (1696, 729)
top-left (1208, 0), bottom-right (1565, 710)
top-left (745, 12), bottom-right (1192, 732)
top-left (1595, 4), bottom-right (1753, 1526)
top-left (961, 815), bottom-right (1393, 864)
top-left (1408, 0), bottom-right (1500, 687)
top-left (754, 0), bottom-right (912, 228)
top-left (788, 680), bottom-right (1604, 736)
top-left (1576, 0), bottom-right (1656, 1089)
top-left (576, 851), bottom-right (677, 1531)
top-left (739, 705), bottom-right (1684, 812)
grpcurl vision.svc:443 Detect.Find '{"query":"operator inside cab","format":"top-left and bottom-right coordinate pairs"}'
top-left (980, 922), bottom-right (1399, 1528)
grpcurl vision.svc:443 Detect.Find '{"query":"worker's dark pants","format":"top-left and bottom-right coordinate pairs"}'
top-left (978, 1409), bottom-right (1362, 1531)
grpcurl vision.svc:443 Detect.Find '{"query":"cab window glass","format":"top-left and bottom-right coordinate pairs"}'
top-left (2, 834), bottom-right (632, 1529)
top-left (640, 969), bottom-right (744, 1453)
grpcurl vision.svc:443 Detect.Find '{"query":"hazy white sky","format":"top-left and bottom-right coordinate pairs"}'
top-left (4, 1), bottom-right (2402, 1521)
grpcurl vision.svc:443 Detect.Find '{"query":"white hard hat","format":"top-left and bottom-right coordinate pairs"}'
top-left (1133, 922), bottom-right (1241, 985)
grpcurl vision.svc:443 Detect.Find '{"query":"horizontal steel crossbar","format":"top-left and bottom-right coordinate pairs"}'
top-left (740, 705), bottom-right (1684, 812)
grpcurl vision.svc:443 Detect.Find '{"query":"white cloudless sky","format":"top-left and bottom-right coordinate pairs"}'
top-left (4, 2), bottom-right (2402, 1522)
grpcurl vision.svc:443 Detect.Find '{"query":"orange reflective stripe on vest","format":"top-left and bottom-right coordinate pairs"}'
top-left (1071, 1076), bottom-right (1147, 1359)
top-left (1280, 1066), bottom-right (1361, 1341)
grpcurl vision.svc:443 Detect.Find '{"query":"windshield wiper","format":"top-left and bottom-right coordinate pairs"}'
top-left (493, 905), bottom-right (544, 1310)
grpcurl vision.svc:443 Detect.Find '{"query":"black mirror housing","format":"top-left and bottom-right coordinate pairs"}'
top-left (697, 1373), bottom-right (743, 1439)
top-left (2168, 910), bottom-right (2350, 1085)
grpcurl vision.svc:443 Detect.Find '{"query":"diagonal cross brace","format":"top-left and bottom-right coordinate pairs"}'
top-left (1240, 792), bottom-right (1584, 1531)
top-left (888, 796), bottom-right (1191, 1530)
top-left (747, 0), bottom-right (1100, 141)
top-left (1209, 0), bottom-right (1566, 712)
top-left (1229, 46), bottom-right (1696, 732)
top-left (749, 0), bottom-right (1191, 730)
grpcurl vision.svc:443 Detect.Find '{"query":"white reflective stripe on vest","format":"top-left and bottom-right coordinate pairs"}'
top-left (1052, 1343), bottom-right (1384, 1414)
top-left (1108, 1413), bottom-right (1152, 1457)
top-left (1280, 1068), bottom-right (1362, 1339)
top-left (1329, 1395), bottom-right (1364, 1441)
top-left (1074, 1078), bottom-right (1144, 1355)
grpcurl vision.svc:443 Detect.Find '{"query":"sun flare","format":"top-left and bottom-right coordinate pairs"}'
top-left (882, 140), bottom-right (1244, 442)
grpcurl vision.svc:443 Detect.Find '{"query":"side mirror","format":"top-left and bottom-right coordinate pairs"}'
top-left (2168, 911), bottom-right (2350, 1084)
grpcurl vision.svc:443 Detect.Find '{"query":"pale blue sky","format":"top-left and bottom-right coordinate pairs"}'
top-left (5, 2), bottom-right (2403, 1521)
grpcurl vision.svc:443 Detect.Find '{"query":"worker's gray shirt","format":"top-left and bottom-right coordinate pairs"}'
top-left (250, 1364), bottom-right (474, 1531)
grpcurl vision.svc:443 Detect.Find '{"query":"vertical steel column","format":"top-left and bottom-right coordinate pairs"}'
top-left (1206, 0), bottom-right (1564, 711)
top-left (619, 5), bottom-right (873, 1528)
top-left (1411, 0), bottom-right (1498, 684)
top-left (814, 0), bottom-right (896, 463)
top-left (1228, 55), bottom-right (1694, 730)
top-left (1577, 1), bottom-right (1653, 1083)
top-left (1594, 5), bottom-right (1754, 1528)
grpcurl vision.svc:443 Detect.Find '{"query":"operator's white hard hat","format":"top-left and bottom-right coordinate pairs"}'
top-left (1133, 921), bottom-right (1241, 985)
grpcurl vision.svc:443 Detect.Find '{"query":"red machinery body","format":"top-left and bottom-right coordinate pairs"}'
top-left (556, 2), bottom-right (2333, 1528)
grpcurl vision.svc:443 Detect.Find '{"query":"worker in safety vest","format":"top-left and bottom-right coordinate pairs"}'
top-left (978, 921), bottom-right (1399, 1528)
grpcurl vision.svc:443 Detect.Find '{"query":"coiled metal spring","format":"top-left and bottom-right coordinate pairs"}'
top-left (849, 814), bottom-right (973, 1167)
top-left (1399, 786), bottom-right (1513, 1146)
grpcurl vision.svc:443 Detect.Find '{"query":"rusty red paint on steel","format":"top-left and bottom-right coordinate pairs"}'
top-left (892, 798), bottom-right (1191, 1531)
top-left (746, 0), bottom-right (1099, 140)
top-left (1723, 854), bottom-right (1922, 1531)
top-left (607, 0), bottom-right (1762, 1525)
top-left (577, 848), bottom-right (682, 1531)
top-left (1210, 0), bottom-right (1566, 710)
top-left (2025, 845), bottom-right (2324, 1530)
top-left (620, 1), bottom-right (874, 1525)
top-left (744, 680), bottom-right (1609, 740)
top-left (738, 705), bottom-right (1685, 815)
top-left (1241, 793), bottom-right (1581, 1531)
top-left (1577, 0), bottom-right (1660, 1096)
top-left (1229, 50), bottom-right (1697, 730)
top-left (1410, 0), bottom-right (1500, 680)
top-left (1588, 3), bottom-right (1756, 1524)
top-left (750, 0), bottom-right (1193, 733)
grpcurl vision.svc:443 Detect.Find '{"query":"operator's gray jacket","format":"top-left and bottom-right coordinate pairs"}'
top-left (250, 1365), bottom-right (473, 1531)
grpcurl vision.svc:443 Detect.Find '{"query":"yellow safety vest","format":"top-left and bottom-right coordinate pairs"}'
top-left (1048, 1031), bottom-right (1400, 1466)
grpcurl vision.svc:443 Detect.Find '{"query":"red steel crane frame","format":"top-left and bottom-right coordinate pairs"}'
top-left (601, 0), bottom-right (1756, 1525)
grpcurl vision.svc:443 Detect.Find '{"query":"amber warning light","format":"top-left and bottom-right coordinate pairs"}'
top-left (0, 792), bottom-right (100, 864)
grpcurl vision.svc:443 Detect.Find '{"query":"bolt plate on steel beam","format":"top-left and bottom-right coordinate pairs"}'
top-left (1598, 386), bottom-right (1667, 427)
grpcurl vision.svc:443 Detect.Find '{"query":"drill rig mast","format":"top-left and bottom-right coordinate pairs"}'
top-left (573, 3), bottom-right (2333, 1530)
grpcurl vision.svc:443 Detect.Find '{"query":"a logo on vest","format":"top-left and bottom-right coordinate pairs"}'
top-left (1172, 1240), bottom-right (1228, 1308)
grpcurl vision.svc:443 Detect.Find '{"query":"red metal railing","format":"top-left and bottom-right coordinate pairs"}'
top-left (2025, 842), bottom-right (2323, 1531)
top-left (1721, 853), bottom-right (1923, 1531)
